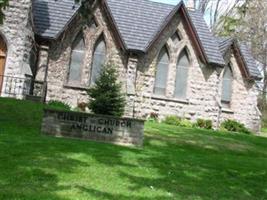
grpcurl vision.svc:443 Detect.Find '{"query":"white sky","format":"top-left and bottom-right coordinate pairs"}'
top-left (150, 0), bottom-right (240, 26)
top-left (151, 0), bottom-right (180, 5)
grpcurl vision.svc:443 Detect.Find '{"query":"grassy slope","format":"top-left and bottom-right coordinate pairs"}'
top-left (0, 98), bottom-right (267, 200)
top-left (261, 128), bottom-right (267, 137)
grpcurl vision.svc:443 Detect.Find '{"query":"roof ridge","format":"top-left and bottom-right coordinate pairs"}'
top-left (144, 1), bottom-right (183, 51)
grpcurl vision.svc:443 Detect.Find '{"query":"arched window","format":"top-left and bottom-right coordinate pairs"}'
top-left (68, 32), bottom-right (85, 83)
top-left (221, 65), bottom-right (233, 106)
top-left (91, 36), bottom-right (106, 85)
top-left (154, 46), bottom-right (169, 95)
top-left (174, 49), bottom-right (190, 98)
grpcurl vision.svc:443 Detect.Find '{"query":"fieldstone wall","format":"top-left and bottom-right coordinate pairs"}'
top-left (133, 14), bottom-right (221, 127)
top-left (219, 54), bottom-right (261, 132)
top-left (45, 5), bottom-right (127, 107)
top-left (44, 4), bottom-right (261, 132)
top-left (0, 0), bottom-right (35, 77)
top-left (42, 109), bottom-right (144, 147)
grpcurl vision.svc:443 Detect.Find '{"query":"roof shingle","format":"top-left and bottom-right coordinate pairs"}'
top-left (32, 0), bottom-right (261, 80)
top-left (188, 10), bottom-right (225, 66)
top-left (216, 37), bottom-right (234, 55)
top-left (105, 0), bottom-right (175, 52)
top-left (239, 42), bottom-right (262, 80)
top-left (33, 0), bottom-right (80, 39)
top-left (217, 37), bottom-right (262, 79)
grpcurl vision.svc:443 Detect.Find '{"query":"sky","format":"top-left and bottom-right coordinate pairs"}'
top-left (150, 0), bottom-right (239, 27)
top-left (151, 0), bottom-right (180, 5)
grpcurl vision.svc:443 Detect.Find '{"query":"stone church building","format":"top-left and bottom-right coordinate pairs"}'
top-left (0, 0), bottom-right (262, 131)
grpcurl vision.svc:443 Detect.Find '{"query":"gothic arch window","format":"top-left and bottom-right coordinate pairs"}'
top-left (90, 36), bottom-right (106, 85)
top-left (154, 46), bottom-right (169, 95)
top-left (174, 49), bottom-right (190, 99)
top-left (68, 32), bottom-right (85, 83)
top-left (221, 64), bottom-right (233, 107)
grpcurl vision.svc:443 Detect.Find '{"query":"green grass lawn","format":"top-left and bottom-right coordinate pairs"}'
top-left (1, 98), bottom-right (267, 200)
top-left (261, 128), bottom-right (267, 137)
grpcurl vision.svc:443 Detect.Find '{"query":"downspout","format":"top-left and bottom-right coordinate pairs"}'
top-left (40, 45), bottom-right (50, 103)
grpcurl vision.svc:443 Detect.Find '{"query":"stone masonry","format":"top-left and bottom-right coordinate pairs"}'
top-left (0, 0), bottom-right (35, 77)
top-left (42, 108), bottom-right (144, 147)
top-left (44, 6), bottom-right (127, 107)
top-left (0, 0), bottom-right (36, 98)
top-left (38, 3), bottom-right (261, 132)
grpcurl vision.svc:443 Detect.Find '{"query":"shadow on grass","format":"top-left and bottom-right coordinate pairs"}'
top-left (1, 99), bottom-right (267, 199)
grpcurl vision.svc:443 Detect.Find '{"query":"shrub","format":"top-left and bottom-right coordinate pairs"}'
top-left (87, 64), bottom-right (126, 117)
top-left (162, 115), bottom-right (181, 126)
top-left (147, 112), bottom-right (159, 123)
top-left (180, 119), bottom-right (193, 128)
top-left (195, 118), bottom-right (213, 130)
top-left (221, 119), bottom-right (251, 134)
top-left (47, 100), bottom-right (71, 111)
top-left (77, 102), bottom-right (87, 112)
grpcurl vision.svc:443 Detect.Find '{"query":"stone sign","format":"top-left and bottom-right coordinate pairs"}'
top-left (42, 109), bottom-right (144, 147)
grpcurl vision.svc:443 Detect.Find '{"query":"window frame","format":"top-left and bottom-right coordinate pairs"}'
top-left (221, 64), bottom-right (233, 107)
top-left (90, 35), bottom-right (107, 86)
top-left (174, 48), bottom-right (190, 99)
top-left (153, 45), bottom-right (170, 96)
top-left (67, 32), bottom-right (86, 85)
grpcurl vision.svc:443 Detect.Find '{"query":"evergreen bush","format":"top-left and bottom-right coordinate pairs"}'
top-left (221, 119), bottom-right (251, 134)
top-left (87, 64), bottom-right (126, 117)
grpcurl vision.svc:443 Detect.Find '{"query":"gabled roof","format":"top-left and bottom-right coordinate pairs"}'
top-left (33, 0), bottom-right (80, 39)
top-left (217, 37), bottom-right (262, 80)
top-left (187, 10), bottom-right (225, 66)
top-left (239, 43), bottom-right (262, 80)
top-left (105, 0), bottom-right (175, 52)
top-left (32, 0), bottom-right (261, 80)
top-left (105, 0), bottom-right (225, 66)
top-left (216, 37), bottom-right (234, 55)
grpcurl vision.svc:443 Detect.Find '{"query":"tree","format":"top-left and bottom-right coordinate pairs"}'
top-left (87, 64), bottom-right (126, 117)
top-left (75, 0), bottom-right (97, 20)
top-left (187, 0), bottom-right (242, 32)
top-left (218, 0), bottom-right (267, 108)
top-left (0, 0), bottom-right (8, 24)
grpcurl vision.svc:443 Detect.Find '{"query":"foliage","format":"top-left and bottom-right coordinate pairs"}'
top-left (163, 116), bottom-right (194, 128)
top-left (162, 115), bottom-right (181, 126)
top-left (47, 100), bottom-right (71, 111)
top-left (195, 118), bottom-right (213, 130)
top-left (221, 119), bottom-right (251, 134)
top-left (1, 98), bottom-right (267, 199)
top-left (75, 0), bottom-right (95, 21)
top-left (72, 106), bottom-right (83, 112)
top-left (87, 64), bottom-right (126, 117)
top-left (262, 111), bottom-right (267, 129)
top-left (147, 112), bottom-right (159, 123)
top-left (179, 119), bottom-right (193, 128)
top-left (187, 0), bottom-right (241, 32)
top-left (258, 97), bottom-right (267, 128)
